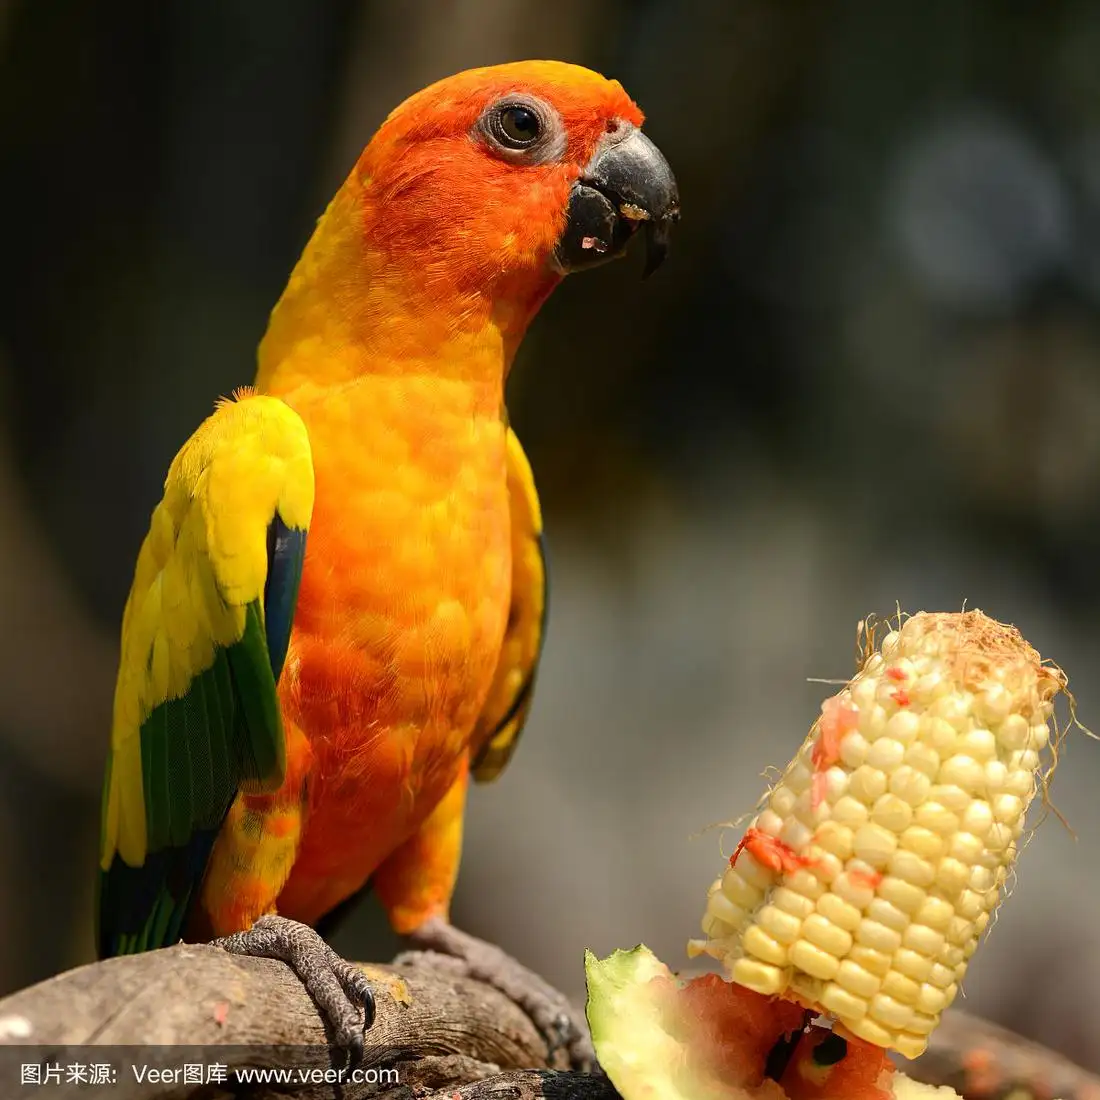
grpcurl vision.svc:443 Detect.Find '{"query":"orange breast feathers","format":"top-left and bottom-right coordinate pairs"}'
top-left (268, 373), bottom-right (512, 923)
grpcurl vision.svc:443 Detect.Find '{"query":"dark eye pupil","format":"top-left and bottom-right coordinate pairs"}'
top-left (500, 106), bottom-right (540, 145)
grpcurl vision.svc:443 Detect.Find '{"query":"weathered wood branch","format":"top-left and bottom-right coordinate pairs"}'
top-left (906, 1009), bottom-right (1100, 1100)
top-left (0, 946), bottom-right (1097, 1100)
top-left (0, 944), bottom-right (579, 1098)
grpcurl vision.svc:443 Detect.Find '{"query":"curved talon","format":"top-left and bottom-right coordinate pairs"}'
top-left (213, 915), bottom-right (374, 1063)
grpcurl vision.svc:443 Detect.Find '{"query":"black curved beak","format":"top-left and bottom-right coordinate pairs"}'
top-left (554, 125), bottom-right (680, 279)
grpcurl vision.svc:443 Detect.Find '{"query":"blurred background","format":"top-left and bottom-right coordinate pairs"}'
top-left (3, 0), bottom-right (1100, 1071)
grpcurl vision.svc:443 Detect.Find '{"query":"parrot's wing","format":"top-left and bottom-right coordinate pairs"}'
top-left (471, 426), bottom-right (547, 783)
top-left (97, 390), bottom-right (314, 956)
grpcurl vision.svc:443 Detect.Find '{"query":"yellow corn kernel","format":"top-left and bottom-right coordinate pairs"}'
top-left (789, 939), bottom-right (840, 979)
top-left (881, 970), bottom-right (920, 1004)
top-left (852, 823), bottom-right (899, 867)
top-left (816, 892), bottom-right (861, 932)
top-left (894, 1032), bottom-right (930, 1060)
top-left (876, 876), bottom-right (925, 914)
top-left (846, 1016), bottom-right (894, 1048)
top-left (848, 944), bottom-right (892, 977)
top-left (701, 911), bottom-right (734, 939)
top-left (694, 610), bottom-right (1068, 1058)
top-left (720, 867), bottom-right (762, 908)
top-left (801, 913), bottom-right (853, 957)
top-left (742, 925), bottom-right (787, 966)
top-left (819, 984), bottom-right (868, 1021)
top-left (893, 947), bottom-right (933, 983)
top-left (772, 886), bottom-right (816, 920)
top-left (705, 889), bottom-right (748, 928)
top-left (869, 992), bottom-right (914, 1030)
top-left (757, 904), bottom-right (801, 945)
top-left (836, 959), bottom-right (880, 998)
top-left (730, 957), bottom-right (784, 994)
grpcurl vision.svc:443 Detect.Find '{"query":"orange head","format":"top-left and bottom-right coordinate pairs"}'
top-left (258, 61), bottom-right (679, 392)
top-left (362, 60), bottom-right (679, 288)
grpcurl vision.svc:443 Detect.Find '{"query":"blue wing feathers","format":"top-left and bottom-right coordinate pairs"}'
top-left (264, 515), bottom-right (306, 683)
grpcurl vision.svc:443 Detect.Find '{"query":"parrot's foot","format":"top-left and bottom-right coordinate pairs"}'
top-left (213, 915), bottom-right (375, 1064)
top-left (395, 917), bottom-right (595, 1072)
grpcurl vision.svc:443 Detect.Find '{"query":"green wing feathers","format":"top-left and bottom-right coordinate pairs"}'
top-left (98, 391), bottom-right (313, 957)
top-left (471, 427), bottom-right (548, 783)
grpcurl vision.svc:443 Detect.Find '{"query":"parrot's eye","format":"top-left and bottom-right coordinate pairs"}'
top-left (478, 96), bottom-right (563, 162)
top-left (497, 105), bottom-right (541, 146)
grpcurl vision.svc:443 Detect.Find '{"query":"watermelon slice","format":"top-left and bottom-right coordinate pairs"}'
top-left (584, 945), bottom-right (961, 1100)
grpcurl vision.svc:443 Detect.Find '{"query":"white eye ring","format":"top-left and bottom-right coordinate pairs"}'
top-left (477, 95), bottom-right (566, 164)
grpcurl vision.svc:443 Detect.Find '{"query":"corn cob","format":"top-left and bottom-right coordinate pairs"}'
top-left (688, 610), bottom-right (1067, 1060)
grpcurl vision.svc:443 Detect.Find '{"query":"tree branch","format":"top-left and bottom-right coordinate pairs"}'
top-left (0, 944), bottom-right (576, 1098)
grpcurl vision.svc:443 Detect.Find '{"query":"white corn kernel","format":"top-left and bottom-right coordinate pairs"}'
top-left (930, 784), bottom-right (971, 813)
top-left (939, 756), bottom-right (985, 794)
top-left (771, 785), bottom-right (797, 817)
top-left (905, 742), bottom-right (941, 778)
top-left (839, 732), bottom-right (869, 768)
top-left (960, 728), bottom-right (997, 760)
top-left (832, 796), bottom-right (869, 828)
top-left (913, 801), bottom-right (958, 835)
top-left (889, 765), bottom-right (931, 806)
top-left (959, 801), bottom-right (993, 838)
top-left (867, 738), bottom-right (906, 772)
top-left (998, 713), bottom-right (1029, 751)
top-left (850, 765), bottom-right (888, 804)
top-left (871, 794), bottom-right (913, 832)
top-left (924, 718), bottom-right (959, 754)
top-left (899, 826), bottom-right (945, 862)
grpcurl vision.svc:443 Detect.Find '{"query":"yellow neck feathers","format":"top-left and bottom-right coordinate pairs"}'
top-left (254, 165), bottom-right (558, 411)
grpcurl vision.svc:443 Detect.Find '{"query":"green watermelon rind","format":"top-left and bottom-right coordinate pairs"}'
top-left (582, 944), bottom-right (963, 1100)
top-left (583, 943), bottom-right (735, 1100)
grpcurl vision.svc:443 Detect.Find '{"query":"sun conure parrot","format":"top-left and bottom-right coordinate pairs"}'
top-left (96, 59), bottom-right (679, 1065)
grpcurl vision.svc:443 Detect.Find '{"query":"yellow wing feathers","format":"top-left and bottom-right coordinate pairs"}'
top-left (101, 392), bottom-right (313, 871)
top-left (471, 427), bottom-right (547, 783)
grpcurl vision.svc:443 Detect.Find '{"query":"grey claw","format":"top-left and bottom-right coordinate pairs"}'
top-left (213, 915), bottom-right (375, 1064)
top-left (544, 1011), bottom-right (573, 1055)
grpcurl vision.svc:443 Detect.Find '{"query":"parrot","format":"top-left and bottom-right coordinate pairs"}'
top-left (96, 60), bottom-right (679, 1065)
